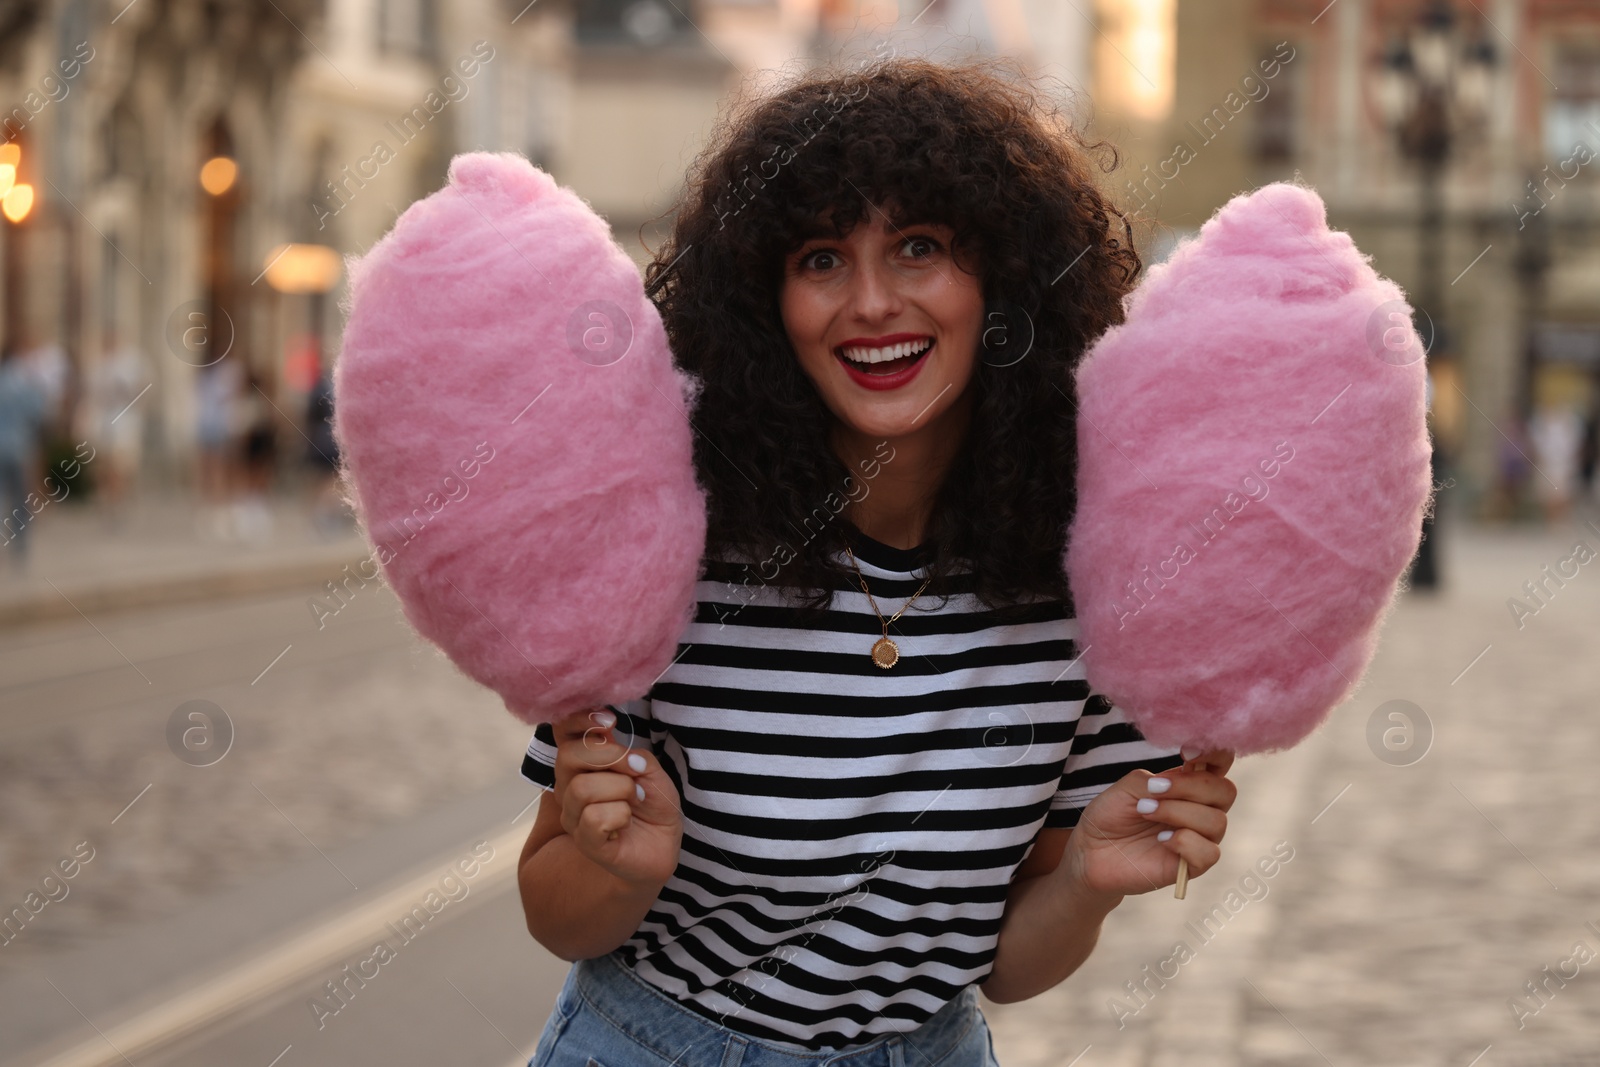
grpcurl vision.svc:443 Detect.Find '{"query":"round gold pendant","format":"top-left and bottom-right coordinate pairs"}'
top-left (871, 636), bottom-right (899, 669)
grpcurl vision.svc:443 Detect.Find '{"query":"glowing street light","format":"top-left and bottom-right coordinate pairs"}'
top-left (200, 155), bottom-right (238, 196)
top-left (0, 141), bottom-right (17, 187)
top-left (262, 243), bottom-right (342, 294)
top-left (0, 142), bottom-right (28, 223)
top-left (1, 184), bottom-right (32, 223)
top-left (1, 140), bottom-right (26, 354)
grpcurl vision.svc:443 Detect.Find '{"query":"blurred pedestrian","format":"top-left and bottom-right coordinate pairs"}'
top-left (77, 331), bottom-right (151, 528)
top-left (194, 356), bottom-right (243, 540)
top-left (233, 371), bottom-right (278, 544)
top-left (302, 364), bottom-right (347, 537)
top-left (18, 335), bottom-right (70, 438)
top-left (0, 343), bottom-right (48, 573)
top-left (1493, 414), bottom-right (1533, 521)
top-left (1528, 402), bottom-right (1583, 525)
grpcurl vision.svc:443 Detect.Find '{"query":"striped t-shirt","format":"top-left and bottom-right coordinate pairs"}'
top-left (521, 521), bottom-right (1184, 1048)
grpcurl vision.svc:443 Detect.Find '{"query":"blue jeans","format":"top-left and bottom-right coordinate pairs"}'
top-left (528, 952), bottom-right (1002, 1067)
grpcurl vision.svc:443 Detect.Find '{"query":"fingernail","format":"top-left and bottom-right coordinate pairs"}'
top-left (1147, 777), bottom-right (1171, 794)
top-left (635, 782), bottom-right (645, 801)
top-left (627, 753), bottom-right (647, 773)
top-left (1157, 829), bottom-right (1174, 842)
top-left (593, 709), bottom-right (616, 728)
top-left (1181, 744), bottom-right (1202, 761)
top-left (1136, 798), bottom-right (1159, 814)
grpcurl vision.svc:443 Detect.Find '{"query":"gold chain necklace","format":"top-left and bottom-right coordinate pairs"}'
top-left (843, 543), bottom-right (934, 669)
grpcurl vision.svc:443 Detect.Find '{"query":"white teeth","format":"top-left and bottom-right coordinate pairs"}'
top-left (840, 338), bottom-right (933, 364)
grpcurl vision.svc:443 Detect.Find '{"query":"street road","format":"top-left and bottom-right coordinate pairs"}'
top-left (5, 518), bottom-right (1600, 1066)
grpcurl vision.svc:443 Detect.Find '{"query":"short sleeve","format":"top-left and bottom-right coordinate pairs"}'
top-left (520, 722), bottom-right (558, 791)
top-left (1044, 692), bottom-right (1186, 829)
top-left (519, 698), bottom-right (655, 792)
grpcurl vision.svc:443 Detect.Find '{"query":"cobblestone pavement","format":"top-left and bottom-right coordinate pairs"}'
top-left (0, 580), bottom-right (531, 967)
top-left (5, 511), bottom-right (1599, 1067)
top-left (0, 486), bottom-right (363, 598)
top-left (984, 514), bottom-right (1600, 1067)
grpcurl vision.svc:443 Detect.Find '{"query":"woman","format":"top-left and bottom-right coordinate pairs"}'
top-left (517, 55), bottom-right (1236, 1065)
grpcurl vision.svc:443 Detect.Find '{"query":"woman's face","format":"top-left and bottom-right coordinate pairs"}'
top-left (779, 206), bottom-right (983, 445)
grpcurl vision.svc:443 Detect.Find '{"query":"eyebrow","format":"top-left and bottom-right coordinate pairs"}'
top-left (792, 216), bottom-right (952, 248)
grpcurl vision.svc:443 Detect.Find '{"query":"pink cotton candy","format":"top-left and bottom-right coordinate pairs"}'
top-left (334, 151), bottom-right (708, 725)
top-left (1064, 182), bottom-right (1432, 757)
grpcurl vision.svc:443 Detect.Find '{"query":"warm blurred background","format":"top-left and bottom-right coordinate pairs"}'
top-left (1, 2), bottom-right (1597, 1066)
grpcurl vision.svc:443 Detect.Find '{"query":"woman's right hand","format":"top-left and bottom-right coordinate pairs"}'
top-left (551, 707), bottom-right (682, 890)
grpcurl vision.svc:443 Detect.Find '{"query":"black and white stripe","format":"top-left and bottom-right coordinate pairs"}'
top-left (521, 525), bottom-right (1183, 1048)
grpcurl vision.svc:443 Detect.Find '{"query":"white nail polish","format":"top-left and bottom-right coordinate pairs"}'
top-left (1147, 777), bottom-right (1171, 794)
top-left (1136, 798), bottom-right (1159, 814)
top-left (1181, 744), bottom-right (1202, 761)
top-left (635, 782), bottom-right (645, 801)
top-left (627, 753), bottom-right (647, 773)
top-left (1157, 829), bottom-right (1174, 842)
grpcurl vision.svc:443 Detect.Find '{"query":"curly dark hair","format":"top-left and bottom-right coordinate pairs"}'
top-left (642, 54), bottom-right (1142, 619)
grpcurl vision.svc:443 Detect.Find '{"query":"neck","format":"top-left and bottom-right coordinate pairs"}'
top-left (831, 393), bottom-right (972, 551)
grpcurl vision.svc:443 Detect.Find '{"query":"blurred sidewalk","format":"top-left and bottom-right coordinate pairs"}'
top-left (0, 489), bottom-right (370, 629)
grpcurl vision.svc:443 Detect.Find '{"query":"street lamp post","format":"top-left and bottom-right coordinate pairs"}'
top-left (1370, 0), bottom-right (1497, 590)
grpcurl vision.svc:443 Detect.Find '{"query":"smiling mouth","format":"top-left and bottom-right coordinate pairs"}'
top-left (835, 337), bottom-right (935, 375)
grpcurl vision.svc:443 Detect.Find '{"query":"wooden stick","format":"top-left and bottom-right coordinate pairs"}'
top-left (1173, 750), bottom-right (1202, 899)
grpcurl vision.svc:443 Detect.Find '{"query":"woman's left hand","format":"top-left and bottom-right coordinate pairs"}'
top-left (1064, 749), bottom-right (1237, 898)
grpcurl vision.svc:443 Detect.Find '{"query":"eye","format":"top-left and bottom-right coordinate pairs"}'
top-left (902, 234), bottom-right (941, 258)
top-left (798, 247), bottom-right (839, 272)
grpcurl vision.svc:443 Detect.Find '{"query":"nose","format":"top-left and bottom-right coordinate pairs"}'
top-left (845, 252), bottom-right (903, 325)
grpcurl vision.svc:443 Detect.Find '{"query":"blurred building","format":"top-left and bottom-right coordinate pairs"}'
top-left (21, 0), bottom-right (1587, 518)
top-left (0, 0), bottom-right (1096, 483)
top-left (0, 0), bottom-right (568, 477)
top-left (1111, 0), bottom-right (1600, 515)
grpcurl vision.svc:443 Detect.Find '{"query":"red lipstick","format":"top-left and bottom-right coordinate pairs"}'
top-left (833, 334), bottom-right (934, 392)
